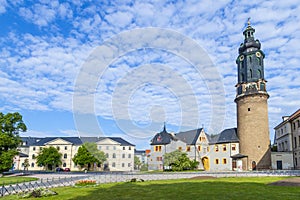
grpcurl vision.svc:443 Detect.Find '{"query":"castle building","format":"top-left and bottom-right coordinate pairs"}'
top-left (14, 137), bottom-right (135, 172)
top-left (273, 109), bottom-right (300, 169)
top-left (235, 21), bottom-right (271, 170)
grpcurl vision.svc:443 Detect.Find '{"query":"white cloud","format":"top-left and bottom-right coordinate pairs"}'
top-left (1, 0), bottom-right (300, 146)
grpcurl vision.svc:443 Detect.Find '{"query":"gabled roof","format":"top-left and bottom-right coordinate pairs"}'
top-left (288, 108), bottom-right (300, 121)
top-left (33, 137), bottom-right (83, 146)
top-left (208, 128), bottom-right (238, 144)
top-left (21, 136), bottom-right (134, 147)
top-left (150, 125), bottom-right (176, 145)
top-left (175, 128), bottom-right (203, 145)
top-left (20, 137), bottom-right (43, 146)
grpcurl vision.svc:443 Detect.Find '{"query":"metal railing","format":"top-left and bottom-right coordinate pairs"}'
top-left (0, 176), bottom-right (88, 197)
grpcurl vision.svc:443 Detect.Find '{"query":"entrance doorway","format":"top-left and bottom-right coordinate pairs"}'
top-left (202, 157), bottom-right (209, 171)
top-left (276, 160), bottom-right (282, 170)
top-left (252, 161), bottom-right (256, 170)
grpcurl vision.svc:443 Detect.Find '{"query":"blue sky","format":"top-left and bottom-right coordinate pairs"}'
top-left (1, 0), bottom-right (300, 149)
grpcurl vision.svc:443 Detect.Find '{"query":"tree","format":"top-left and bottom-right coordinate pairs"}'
top-left (0, 112), bottom-right (27, 173)
top-left (163, 150), bottom-right (199, 171)
top-left (72, 142), bottom-right (106, 171)
top-left (134, 156), bottom-right (142, 170)
top-left (23, 158), bottom-right (30, 171)
top-left (36, 146), bottom-right (62, 170)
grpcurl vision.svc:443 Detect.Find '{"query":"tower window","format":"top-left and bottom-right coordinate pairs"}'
top-left (250, 69), bottom-right (253, 79)
top-left (248, 108), bottom-right (251, 111)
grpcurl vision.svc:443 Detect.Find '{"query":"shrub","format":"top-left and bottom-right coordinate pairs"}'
top-left (75, 180), bottom-right (97, 187)
top-left (18, 188), bottom-right (57, 198)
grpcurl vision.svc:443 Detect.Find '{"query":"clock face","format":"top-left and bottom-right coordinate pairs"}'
top-left (256, 52), bottom-right (261, 57)
top-left (239, 55), bottom-right (244, 61)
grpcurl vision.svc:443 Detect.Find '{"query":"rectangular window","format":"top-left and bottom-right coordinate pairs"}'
top-left (298, 120), bottom-right (300, 128)
top-left (122, 154), bottom-right (125, 158)
top-left (215, 145), bottom-right (219, 152)
top-left (123, 147), bottom-right (125, 150)
top-left (65, 146), bottom-right (67, 150)
top-left (106, 146), bottom-right (109, 150)
top-left (128, 163), bottom-right (131, 167)
top-left (295, 137), bottom-right (297, 148)
top-left (98, 146), bottom-right (101, 150)
top-left (122, 163), bottom-right (125, 167)
top-left (155, 146), bottom-right (162, 152)
top-left (156, 157), bottom-right (162, 161)
top-left (199, 136), bottom-right (206, 142)
top-left (222, 144), bottom-right (227, 152)
top-left (215, 159), bottom-right (219, 164)
top-left (222, 158), bottom-right (227, 164)
top-left (128, 154), bottom-right (131, 158)
top-left (129, 147), bottom-right (131, 150)
top-left (113, 146), bottom-right (116, 150)
top-left (198, 145), bottom-right (201, 151)
top-left (232, 144), bottom-right (236, 151)
top-left (186, 146), bottom-right (191, 152)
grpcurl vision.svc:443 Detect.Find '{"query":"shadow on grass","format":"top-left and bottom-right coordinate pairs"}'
top-left (67, 179), bottom-right (300, 200)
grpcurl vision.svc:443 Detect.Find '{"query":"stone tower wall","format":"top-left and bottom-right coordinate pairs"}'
top-left (236, 93), bottom-right (271, 170)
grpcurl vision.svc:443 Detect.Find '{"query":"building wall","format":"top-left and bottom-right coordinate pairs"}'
top-left (14, 138), bottom-right (134, 172)
top-left (291, 116), bottom-right (300, 169)
top-left (208, 143), bottom-right (239, 171)
top-left (271, 152), bottom-right (293, 170)
top-left (236, 94), bottom-right (271, 170)
top-left (275, 121), bottom-right (292, 152)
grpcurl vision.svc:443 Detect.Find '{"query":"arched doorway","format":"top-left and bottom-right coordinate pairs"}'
top-left (252, 161), bottom-right (256, 170)
top-left (202, 157), bottom-right (209, 171)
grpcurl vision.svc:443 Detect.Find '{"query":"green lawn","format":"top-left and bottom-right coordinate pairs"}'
top-left (0, 176), bottom-right (38, 186)
top-left (1, 177), bottom-right (299, 200)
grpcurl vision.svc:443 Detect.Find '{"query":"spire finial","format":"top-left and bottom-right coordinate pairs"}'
top-left (247, 17), bottom-right (251, 26)
top-left (163, 122), bottom-right (166, 132)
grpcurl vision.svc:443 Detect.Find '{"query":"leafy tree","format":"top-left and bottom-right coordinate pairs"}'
top-left (134, 156), bottom-right (142, 170)
top-left (163, 150), bottom-right (199, 171)
top-left (0, 112), bottom-right (27, 173)
top-left (72, 142), bottom-right (106, 171)
top-left (23, 158), bottom-right (30, 171)
top-left (36, 146), bottom-right (62, 170)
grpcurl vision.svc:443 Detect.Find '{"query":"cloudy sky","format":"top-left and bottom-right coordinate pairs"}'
top-left (1, 0), bottom-right (299, 149)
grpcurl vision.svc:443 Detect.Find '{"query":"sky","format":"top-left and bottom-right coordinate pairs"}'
top-left (0, 0), bottom-right (300, 149)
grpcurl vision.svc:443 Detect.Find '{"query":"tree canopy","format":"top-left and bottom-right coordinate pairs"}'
top-left (72, 142), bottom-right (106, 170)
top-left (163, 150), bottom-right (199, 171)
top-left (134, 156), bottom-right (142, 170)
top-left (36, 146), bottom-right (62, 170)
top-left (0, 112), bottom-right (27, 172)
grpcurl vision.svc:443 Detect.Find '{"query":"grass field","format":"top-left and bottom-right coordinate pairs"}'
top-left (1, 177), bottom-right (299, 200)
top-left (0, 176), bottom-right (38, 186)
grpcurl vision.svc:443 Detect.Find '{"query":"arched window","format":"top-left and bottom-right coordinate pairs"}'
top-left (64, 153), bottom-right (67, 159)
top-left (249, 56), bottom-right (252, 63)
top-left (32, 154), bottom-right (35, 159)
top-left (63, 163), bottom-right (66, 167)
top-left (31, 163), bottom-right (34, 167)
top-left (258, 69), bottom-right (262, 78)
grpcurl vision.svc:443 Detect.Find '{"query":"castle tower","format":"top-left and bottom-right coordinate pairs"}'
top-left (235, 20), bottom-right (271, 170)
